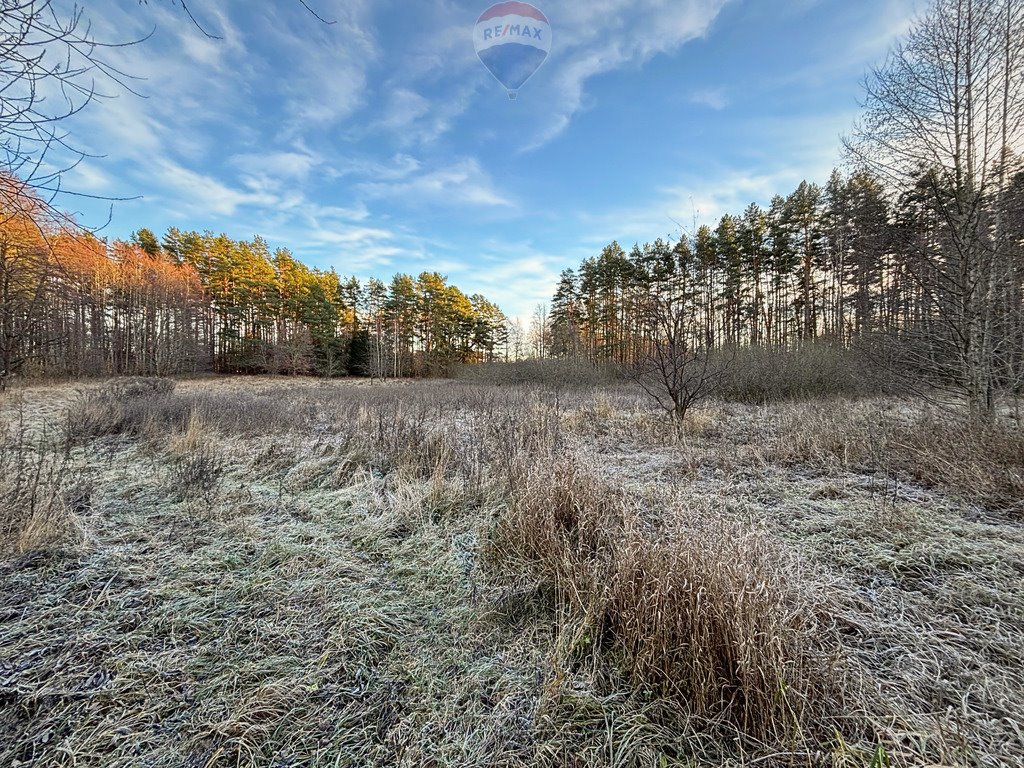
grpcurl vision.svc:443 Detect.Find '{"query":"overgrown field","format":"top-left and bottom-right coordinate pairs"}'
top-left (1, 377), bottom-right (1022, 767)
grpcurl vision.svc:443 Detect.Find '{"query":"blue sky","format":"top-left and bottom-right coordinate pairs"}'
top-left (60, 0), bottom-right (920, 322)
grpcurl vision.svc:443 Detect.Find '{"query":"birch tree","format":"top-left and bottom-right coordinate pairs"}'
top-left (847, 0), bottom-right (1024, 417)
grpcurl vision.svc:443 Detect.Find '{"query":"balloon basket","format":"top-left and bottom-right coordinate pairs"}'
top-left (507, 90), bottom-right (518, 101)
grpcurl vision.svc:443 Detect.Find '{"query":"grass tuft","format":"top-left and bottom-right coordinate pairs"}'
top-left (490, 455), bottom-right (846, 746)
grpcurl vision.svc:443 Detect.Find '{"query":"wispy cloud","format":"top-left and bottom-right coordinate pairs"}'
top-left (256, 0), bottom-right (379, 131)
top-left (689, 87), bottom-right (730, 110)
top-left (230, 147), bottom-right (321, 184)
top-left (358, 158), bottom-right (513, 208)
top-left (767, 0), bottom-right (919, 88)
top-left (150, 159), bottom-right (280, 217)
top-left (430, 245), bottom-right (582, 324)
top-left (523, 0), bottom-right (729, 149)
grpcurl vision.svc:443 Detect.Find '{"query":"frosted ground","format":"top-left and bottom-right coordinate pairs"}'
top-left (1, 377), bottom-right (1022, 767)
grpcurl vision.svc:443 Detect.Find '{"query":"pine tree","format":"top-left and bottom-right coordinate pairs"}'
top-left (550, 268), bottom-right (581, 359)
top-left (740, 203), bottom-right (769, 345)
top-left (786, 181), bottom-right (825, 342)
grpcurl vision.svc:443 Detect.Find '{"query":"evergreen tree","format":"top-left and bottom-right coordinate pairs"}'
top-left (550, 268), bottom-right (581, 359)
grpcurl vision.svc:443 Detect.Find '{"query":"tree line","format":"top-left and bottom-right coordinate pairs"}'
top-left (546, 163), bottom-right (1024, 407)
top-left (544, 0), bottom-right (1024, 418)
top-left (0, 184), bottom-right (508, 383)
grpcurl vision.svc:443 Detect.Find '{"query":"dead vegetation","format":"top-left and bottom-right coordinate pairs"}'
top-left (490, 458), bottom-right (847, 746)
top-left (1, 377), bottom-right (1022, 766)
top-left (754, 399), bottom-right (1024, 515)
top-left (0, 408), bottom-right (87, 559)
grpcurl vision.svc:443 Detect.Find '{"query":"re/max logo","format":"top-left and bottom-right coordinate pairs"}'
top-left (482, 24), bottom-right (544, 41)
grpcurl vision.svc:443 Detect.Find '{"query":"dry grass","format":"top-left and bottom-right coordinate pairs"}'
top-left (0, 407), bottom-right (87, 559)
top-left (1, 376), bottom-right (1022, 766)
top-left (754, 399), bottom-right (1024, 514)
top-left (490, 458), bottom-right (846, 747)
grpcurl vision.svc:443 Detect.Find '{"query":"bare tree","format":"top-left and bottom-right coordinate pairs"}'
top-left (530, 303), bottom-right (550, 359)
top-left (507, 317), bottom-right (525, 362)
top-left (0, 1), bottom-right (146, 229)
top-left (846, 0), bottom-right (1024, 419)
top-left (139, 1), bottom-right (335, 39)
top-left (0, 188), bottom-right (51, 386)
top-left (1, 1), bottom-right (333, 222)
top-left (630, 292), bottom-right (730, 424)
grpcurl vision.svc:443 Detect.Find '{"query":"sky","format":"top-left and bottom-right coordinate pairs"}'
top-left (56, 0), bottom-right (921, 322)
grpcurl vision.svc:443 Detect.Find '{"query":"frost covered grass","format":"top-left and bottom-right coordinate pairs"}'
top-left (1, 377), bottom-right (1022, 766)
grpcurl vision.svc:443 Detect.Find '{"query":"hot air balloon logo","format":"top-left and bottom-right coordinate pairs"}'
top-left (473, 2), bottom-right (551, 100)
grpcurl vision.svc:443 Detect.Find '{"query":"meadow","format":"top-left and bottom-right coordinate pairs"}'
top-left (1, 373), bottom-right (1022, 767)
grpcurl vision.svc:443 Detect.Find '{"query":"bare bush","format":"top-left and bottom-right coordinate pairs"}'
top-left (171, 442), bottom-right (225, 501)
top-left (714, 342), bottom-right (887, 404)
top-left (455, 359), bottom-right (620, 389)
top-left (630, 294), bottom-right (730, 423)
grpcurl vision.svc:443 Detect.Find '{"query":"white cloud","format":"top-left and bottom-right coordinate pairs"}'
top-left (61, 163), bottom-right (115, 194)
top-left (524, 0), bottom-right (729, 148)
top-left (358, 158), bottom-right (513, 208)
top-left (468, 254), bottom-right (566, 323)
top-left (229, 148), bottom-right (322, 191)
top-left (689, 87), bottom-right (730, 110)
top-left (331, 153), bottom-right (423, 182)
top-left (419, 246), bottom-right (574, 325)
top-left (378, 89), bottom-right (432, 131)
top-left (151, 159), bottom-right (280, 216)
top-left (367, 83), bottom-right (481, 147)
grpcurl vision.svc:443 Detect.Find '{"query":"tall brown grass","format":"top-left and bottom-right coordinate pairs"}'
top-left (761, 400), bottom-right (1024, 514)
top-left (489, 456), bottom-right (845, 746)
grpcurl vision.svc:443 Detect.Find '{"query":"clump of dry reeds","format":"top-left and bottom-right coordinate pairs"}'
top-left (488, 455), bottom-right (848, 749)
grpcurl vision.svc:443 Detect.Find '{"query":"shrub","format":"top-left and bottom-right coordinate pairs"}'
top-left (713, 342), bottom-right (886, 404)
top-left (454, 359), bottom-right (620, 389)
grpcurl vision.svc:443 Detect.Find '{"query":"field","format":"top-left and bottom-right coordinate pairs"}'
top-left (1, 376), bottom-right (1023, 767)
